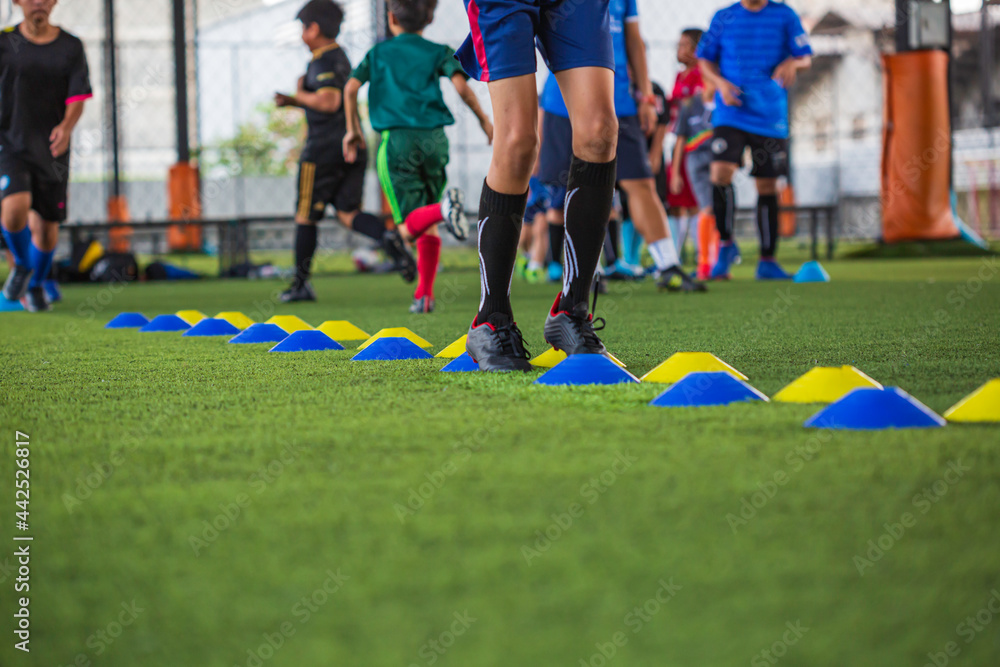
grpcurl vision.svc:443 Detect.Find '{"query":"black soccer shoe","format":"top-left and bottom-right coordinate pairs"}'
top-left (440, 187), bottom-right (469, 241)
top-left (2, 264), bottom-right (32, 301)
top-left (409, 296), bottom-right (435, 314)
top-left (656, 266), bottom-right (707, 293)
top-left (543, 294), bottom-right (607, 356)
top-left (279, 280), bottom-right (316, 303)
top-left (466, 312), bottom-right (533, 372)
top-left (23, 285), bottom-right (51, 312)
top-left (382, 229), bottom-right (417, 283)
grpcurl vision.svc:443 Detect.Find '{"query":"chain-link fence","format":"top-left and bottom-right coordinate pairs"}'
top-left (1, 0), bottom-right (998, 243)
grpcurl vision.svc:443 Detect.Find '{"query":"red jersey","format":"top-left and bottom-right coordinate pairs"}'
top-left (669, 67), bottom-right (704, 126)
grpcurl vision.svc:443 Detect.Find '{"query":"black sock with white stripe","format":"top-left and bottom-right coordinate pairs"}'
top-left (475, 180), bottom-right (527, 323)
top-left (713, 183), bottom-right (735, 242)
top-left (559, 156), bottom-right (617, 312)
top-left (757, 194), bottom-right (779, 258)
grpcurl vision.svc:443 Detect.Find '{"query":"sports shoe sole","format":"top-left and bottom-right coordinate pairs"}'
top-left (442, 188), bottom-right (468, 241)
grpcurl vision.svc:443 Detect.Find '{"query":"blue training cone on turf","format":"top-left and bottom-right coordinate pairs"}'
top-left (441, 353), bottom-right (480, 372)
top-left (649, 371), bottom-right (768, 407)
top-left (106, 312), bottom-right (149, 328)
top-left (804, 387), bottom-right (945, 430)
top-left (183, 318), bottom-right (241, 337)
top-left (534, 354), bottom-right (639, 386)
top-left (793, 261), bottom-right (830, 283)
top-left (0, 297), bottom-right (24, 312)
top-left (139, 314), bottom-right (191, 332)
top-left (351, 337), bottom-right (433, 361)
top-left (269, 330), bottom-right (345, 352)
top-left (229, 323), bottom-right (289, 344)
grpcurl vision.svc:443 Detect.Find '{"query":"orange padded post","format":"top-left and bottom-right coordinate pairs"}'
top-left (881, 51), bottom-right (959, 242)
top-left (107, 195), bottom-right (132, 253)
top-left (167, 161), bottom-right (202, 251)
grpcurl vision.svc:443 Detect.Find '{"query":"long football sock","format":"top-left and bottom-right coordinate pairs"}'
top-left (414, 234), bottom-right (441, 300)
top-left (28, 244), bottom-right (54, 288)
top-left (2, 226), bottom-right (31, 267)
top-left (620, 219), bottom-right (641, 266)
top-left (548, 222), bottom-right (565, 266)
top-left (603, 219), bottom-right (620, 266)
top-left (757, 194), bottom-right (779, 258)
top-left (677, 215), bottom-right (693, 259)
top-left (560, 156), bottom-right (617, 311)
top-left (475, 180), bottom-right (526, 321)
top-left (294, 223), bottom-right (318, 284)
top-left (648, 237), bottom-right (680, 271)
top-left (713, 183), bottom-right (736, 242)
top-left (404, 203), bottom-right (444, 239)
top-left (697, 211), bottom-right (719, 268)
top-left (667, 215), bottom-right (681, 253)
top-left (351, 211), bottom-right (387, 242)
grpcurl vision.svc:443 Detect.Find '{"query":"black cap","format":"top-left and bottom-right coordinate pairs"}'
top-left (297, 0), bottom-right (345, 39)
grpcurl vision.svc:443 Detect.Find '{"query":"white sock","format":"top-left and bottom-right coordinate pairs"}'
top-left (527, 260), bottom-right (542, 271)
top-left (648, 238), bottom-right (679, 270)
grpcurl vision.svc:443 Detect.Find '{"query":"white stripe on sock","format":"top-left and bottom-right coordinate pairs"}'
top-left (478, 217), bottom-right (489, 310)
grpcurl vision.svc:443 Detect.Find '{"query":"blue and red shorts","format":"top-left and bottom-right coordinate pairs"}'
top-left (457, 0), bottom-right (614, 82)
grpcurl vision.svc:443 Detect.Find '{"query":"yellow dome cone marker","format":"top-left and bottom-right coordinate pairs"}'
top-left (317, 321), bottom-right (370, 342)
top-left (773, 366), bottom-right (883, 404)
top-left (640, 352), bottom-right (747, 384)
top-left (944, 379), bottom-right (1000, 423)
top-left (176, 310), bottom-right (207, 325)
top-left (266, 315), bottom-right (313, 333)
top-left (436, 335), bottom-right (468, 359)
top-left (530, 347), bottom-right (626, 369)
top-left (214, 312), bottom-right (255, 330)
top-left (358, 327), bottom-right (432, 350)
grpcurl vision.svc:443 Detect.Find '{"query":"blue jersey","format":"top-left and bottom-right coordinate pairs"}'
top-left (697, 1), bottom-right (812, 138)
top-left (539, 0), bottom-right (638, 118)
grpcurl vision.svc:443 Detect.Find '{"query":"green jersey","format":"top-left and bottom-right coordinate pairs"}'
top-left (350, 33), bottom-right (466, 132)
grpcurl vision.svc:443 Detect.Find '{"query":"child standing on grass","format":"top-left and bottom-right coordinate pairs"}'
top-left (343, 0), bottom-right (493, 314)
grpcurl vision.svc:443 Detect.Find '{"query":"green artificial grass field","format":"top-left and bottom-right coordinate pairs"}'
top-left (1, 247), bottom-right (999, 667)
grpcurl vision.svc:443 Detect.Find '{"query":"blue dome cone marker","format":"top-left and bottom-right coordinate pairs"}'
top-left (106, 312), bottom-right (149, 328)
top-left (534, 354), bottom-right (640, 386)
top-left (351, 337), bottom-right (434, 361)
top-left (804, 387), bottom-right (945, 430)
top-left (649, 371), bottom-right (769, 407)
top-left (441, 353), bottom-right (480, 372)
top-left (183, 318), bottom-right (241, 337)
top-left (0, 297), bottom-right (24, 312)
top-left (269, 330), bottom-right (345, 352)
top-left (793, 261), bottom-right (830, 283)
top-left (228, 323), bottom-right (289, 344)
top-left (139, 314), bottom-right (192, 332)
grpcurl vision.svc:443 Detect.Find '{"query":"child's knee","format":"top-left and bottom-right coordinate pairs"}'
top-left (572, 111), bottom-right (618, 163)
top-left (496, 125), bottom-right (538, 170)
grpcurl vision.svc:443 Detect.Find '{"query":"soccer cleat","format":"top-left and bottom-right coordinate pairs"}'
top-left (656, 266), bottom-right (707, 293)
top-left (604, 259), bottom-right (643, 281)
top-left (547, 261), bottom-right (563, 283)
top-left (710, 243), bottom-right (741, 280)
top-left (382, 229), bottom-right (417, 283)
top-left (2, 264), bottom-right (32, 301)
top-left (23, 285), bottom-right (50, 312)
top-left (440, 187), bottom-right (468, 241)
top-left (466, 312), bottom-right (533, 372)
top-left (409, 296), bottom-right (435, 314)
top-left (544, 294), bottom-right (607, 356)
top-left (525, 267), bottom-right (544, 284)
top-left (696, 263), bottom-right (712, 281)
top-left (756, 259), bottom-right (793, 281)
top-left (279, 280), bottom-right (317, 303)
top-left (515, 255), bottom-right (528, 280)
top-left (43, 279), bottom-right (62, 303)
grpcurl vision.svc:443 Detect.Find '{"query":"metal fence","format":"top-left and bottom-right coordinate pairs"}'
top-left (0, 0), bottom-right (998, 240)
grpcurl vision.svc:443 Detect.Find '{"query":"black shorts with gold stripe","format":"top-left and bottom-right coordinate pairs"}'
top-left (294, 154), bottom-right (367, 222)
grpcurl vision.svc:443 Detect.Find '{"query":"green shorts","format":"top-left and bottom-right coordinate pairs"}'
top-left (376, 127), bottom-right (450, 225)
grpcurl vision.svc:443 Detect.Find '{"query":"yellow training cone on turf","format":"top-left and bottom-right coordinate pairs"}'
top-left (358, 328), bottom-right (432, 350)
top-left (176, 310), bottom-right (207, 325)
top-left (214, 312), bottom-right (255, 330)
top-left (266, 315), bottom-right (313, 333)
top-left (773, 366), bottom-right (882, 404)
top-left (317, 320), bottom-right (370, 342)
top-left (436, 335), bottom-right (468, 358)
top-left (530, 347), bottom-right (626, 369)
top-left (640, 352), bottom-right (747, 384)
top-left (944, 379), bottom-right (1000, 423)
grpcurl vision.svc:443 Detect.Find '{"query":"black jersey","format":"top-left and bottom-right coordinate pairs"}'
top-left (0, 25), bottom-right (91, 172)
top-left (301, 43), bottom-right (351, 164)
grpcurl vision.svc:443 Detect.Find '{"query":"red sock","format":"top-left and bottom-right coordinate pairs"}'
top-left (414, 235), bottom-right (441, 300)
top-left (404, 203), bottom-right (443, 238)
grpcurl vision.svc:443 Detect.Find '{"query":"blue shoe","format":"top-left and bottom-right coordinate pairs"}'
top-left (755, 259), bottom-right (793, 281)
top-left (709, 243), bottom-right (741, 280)
top-left (43, 279), bottom-right (62, 303)
top-left (605, 259), bottom-right (642, 281)
top-left (547, 261), bottom-right (563, 283)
